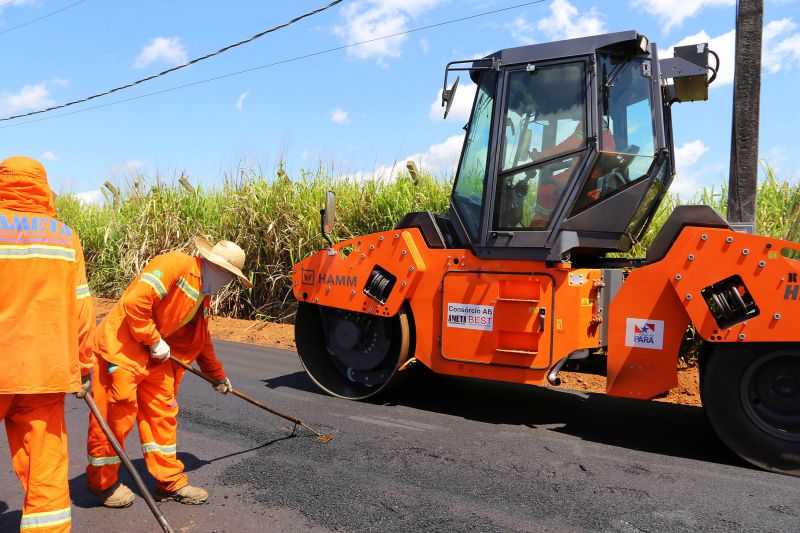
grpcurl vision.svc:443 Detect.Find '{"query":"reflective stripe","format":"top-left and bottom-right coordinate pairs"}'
top-left (141, 272), bottom-right (168, 299)
top-left (0, 244), bottom-right (75, 262)
top-left (20, 507), bottom-right (71, 530)
top-left (76, 284), bottom-right (91, 299)
top-left (176, 277), bottom-right (200, 301)
top-left (87, 454), bottom-right (121, 466)
top-left (141, 441), bottom-right (177, 456)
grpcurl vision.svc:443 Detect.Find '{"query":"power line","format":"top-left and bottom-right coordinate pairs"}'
top-left (0, 0), bottom-right (343, 121)
top-left (0, 0), bottom-right (88, 36)
top-left (0, 0), bottom-right (547, 130)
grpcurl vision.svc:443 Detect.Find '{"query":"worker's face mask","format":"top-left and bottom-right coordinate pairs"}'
top-left (201, 259), bottom-right (234, 295)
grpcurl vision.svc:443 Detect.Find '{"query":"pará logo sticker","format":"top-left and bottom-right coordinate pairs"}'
top-left (625, 318), bottom-right (664, 350)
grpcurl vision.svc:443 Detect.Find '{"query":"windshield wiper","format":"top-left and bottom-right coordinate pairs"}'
top-left (605, 56), bottom-right (634, 88)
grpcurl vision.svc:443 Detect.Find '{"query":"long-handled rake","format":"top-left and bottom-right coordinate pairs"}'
top-left (83, 392), bottom-right (175, 533)
top-left (168, 356), bottom-right (334, 443)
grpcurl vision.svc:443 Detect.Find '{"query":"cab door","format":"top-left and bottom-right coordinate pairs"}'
top-left (440, 271), bottom-right (554, 370)
top-left (485, 59), bottom-right (591, 250)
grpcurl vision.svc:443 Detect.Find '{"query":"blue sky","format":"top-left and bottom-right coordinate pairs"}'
top-left (1, 0), bottom-right (798, 202)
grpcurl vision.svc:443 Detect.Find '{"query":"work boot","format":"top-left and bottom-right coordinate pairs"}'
top-left (90, 482), bottom-right (135, 508)
top-left (156, 484), bottom-right (208, 505)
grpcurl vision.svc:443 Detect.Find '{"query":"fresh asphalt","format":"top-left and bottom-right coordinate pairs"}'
top-left (1, 340), bottom-right (799, 532)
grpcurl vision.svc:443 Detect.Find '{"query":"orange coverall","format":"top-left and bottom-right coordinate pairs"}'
top-left (87, 252), bottom-right (227, 493)
top-left (0, 156), bottom-right (96, 532)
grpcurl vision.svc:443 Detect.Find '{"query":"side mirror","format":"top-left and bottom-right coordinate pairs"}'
top-left (442, 76), bottom-right (460, 119)
top-left (321, 190), bottom-right (336, 236)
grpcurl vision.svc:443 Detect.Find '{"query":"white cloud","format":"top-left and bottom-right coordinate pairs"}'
top-left (332, 0), bottom-right (444, 62)
top-left (507, 15), bottom-right (536, 45)
top-left (0, 0), bottom-right (36, 12)
top-left (0, 82), bottom-right (54, 115)
top-left (671, 140), bottom-right (709, 198)
top-left (406, 134), bottom-right (465, 174)
top-left (538, 0), bottom-right (606, 40)
top-left (75, 190), bottom-right (104, 205)
top-left (428, 81), bottom-right (477, 123)
top-left (675, 139), bottom-right (709, 170)
top-left (112, 159), bottom-right (146, 175)
top-left (41, 150), bottom-right (58, 161)
top-left (330, 108), bottom-right (350, 125)
top-left (506, 0), bottom-right (606, 45)
top-left (763, 18), bottom-right (800, 73)
top-left (633, 0), bottom-right (735, 33)
top-left (419, 37), bottom-right (430, 54)
top-left (133, 37), bottom-right (188, 69)
top-left (235, 91), bottom-right (249, 112)
top-left (350, 134), bottom-right (465, 181)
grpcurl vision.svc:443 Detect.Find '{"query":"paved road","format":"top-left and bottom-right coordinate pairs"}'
top-left (2, 340), bottom-right (800, 532)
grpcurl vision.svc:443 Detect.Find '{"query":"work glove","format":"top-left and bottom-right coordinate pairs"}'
top-left (213, 377), bottom-right (232, 395)
top-left (75, 373), bottom-right (91, 399)
top-left (149, 338), bottom-right (171, 361)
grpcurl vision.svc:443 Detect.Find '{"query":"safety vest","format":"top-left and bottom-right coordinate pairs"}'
top-left (95, 252), bottom-right (225, 380)
top-left (0, 157), bottom-right (95, 394)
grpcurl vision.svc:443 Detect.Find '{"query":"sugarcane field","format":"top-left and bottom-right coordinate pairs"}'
top-left (2, 1), bottom-right (800, 532)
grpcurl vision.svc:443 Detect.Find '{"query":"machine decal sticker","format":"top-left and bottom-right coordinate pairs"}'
top-left (447, 303), bottom-right (494, 331)
top-left (301, 269), bottom-right (315, 285)
top-left (625, 318), bottom-right (664, 349)
top-left (317, 273), bottom-right (358, 287)
top-left (786, 285), bottom-right (799, 300)
top-left (786, 273), bottom-right (799, 300)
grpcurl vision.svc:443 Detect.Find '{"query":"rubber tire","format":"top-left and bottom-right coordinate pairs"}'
top-left (701, 343), bottom-right (800, 476)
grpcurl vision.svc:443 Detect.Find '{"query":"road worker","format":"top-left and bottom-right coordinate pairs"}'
top-left (0, 156), bottom-right (96, 532)
top-left (87, 238), bottom-right (252, 507)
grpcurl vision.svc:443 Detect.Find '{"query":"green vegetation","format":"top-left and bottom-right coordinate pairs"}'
top-left (57, 168), bottom-right (450, 321)
top-left (629, 165), bottom-right (800, 257)
top-left (57, 164), bottom-right (798, 322)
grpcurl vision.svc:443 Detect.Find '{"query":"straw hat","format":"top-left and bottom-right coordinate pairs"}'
top-left (195, 237), bottom-right (253, 288)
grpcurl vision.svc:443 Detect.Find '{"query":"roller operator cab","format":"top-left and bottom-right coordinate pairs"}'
top-left (292, 31), bottom-right (800, 476)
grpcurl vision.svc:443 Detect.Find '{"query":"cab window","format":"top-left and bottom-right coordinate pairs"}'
top-left (494, 62), bottom-right (587, 230)
top-left (453, 70), bottom-right (497, 238)
top-left (572, 54), bottom-right (657, 213)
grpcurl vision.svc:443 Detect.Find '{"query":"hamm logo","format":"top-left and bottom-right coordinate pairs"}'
top-left (301, 270), bottom-right (315, 285)
top-left (318, 273), bottom-right (358, 287)
top-left (625, 318), bottom-right (664, 350)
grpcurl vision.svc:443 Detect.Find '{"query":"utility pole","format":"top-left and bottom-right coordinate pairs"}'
top-left (727, 0), bottom-right (763, 233)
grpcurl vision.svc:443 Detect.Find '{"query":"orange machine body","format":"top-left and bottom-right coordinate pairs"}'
top-left (607, 226), bottom-right (800, 398)
top-left (293, 225), bottom-right (800, 400)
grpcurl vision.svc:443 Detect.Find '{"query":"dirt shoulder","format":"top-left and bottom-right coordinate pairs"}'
top-left (93, 298), bottom-right (701, 406)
